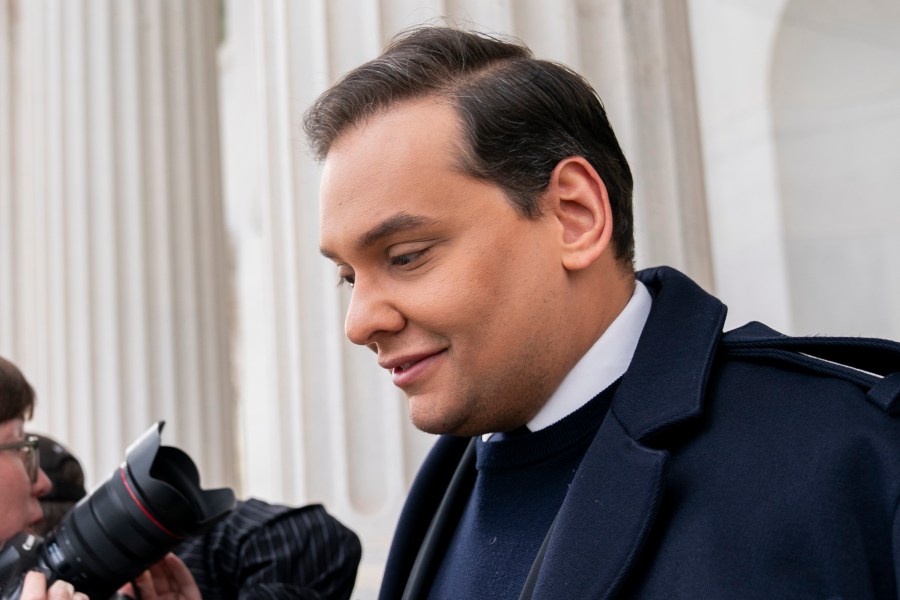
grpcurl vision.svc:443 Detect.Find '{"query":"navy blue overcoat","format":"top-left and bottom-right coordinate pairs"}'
top-left (380, 267), bottom-right (900, 599)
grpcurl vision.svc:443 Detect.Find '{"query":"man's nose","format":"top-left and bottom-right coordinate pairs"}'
top-left (344, 281), bottom-right (405, 346)
top-left (33, 467), bottom-right (52, 498)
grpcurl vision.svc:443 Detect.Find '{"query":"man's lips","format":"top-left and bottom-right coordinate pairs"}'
top-left (379, 350), bottom-right (441, 372)
top-left (380, 350), bottom-right (446, 387)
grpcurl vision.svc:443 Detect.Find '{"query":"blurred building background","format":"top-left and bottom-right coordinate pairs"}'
top-left (1, 1), bottom-right (898, 597)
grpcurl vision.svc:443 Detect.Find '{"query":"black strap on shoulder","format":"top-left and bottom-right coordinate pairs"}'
top-left (723, 334), bottom-right (900, 378)
top-left (722, 332), bottom-right (900, 415)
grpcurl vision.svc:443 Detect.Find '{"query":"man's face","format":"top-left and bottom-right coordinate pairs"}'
top-left (319, 100), bottom-right (574, 436)
top-left (0, 418), bottom-right (50, 544)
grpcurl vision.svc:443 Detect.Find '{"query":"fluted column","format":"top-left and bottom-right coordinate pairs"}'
top-left (686, 0), bottom-right (793, 332)
top-left (0, 0), bottom-right (236, 492)
top-left (0, 0), bottom-right (15, 347)
top-left (621, 0), bottom-right (716, 290)
top-left (218, 2), bottom-right (434, 594)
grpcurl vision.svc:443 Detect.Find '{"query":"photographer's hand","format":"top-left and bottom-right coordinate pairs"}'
top-left (19, 572), bottom-right (89, 600)
top-left (117, 554), bottom-right (201, 600)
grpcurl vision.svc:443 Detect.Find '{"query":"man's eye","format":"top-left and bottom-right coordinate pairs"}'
top-left (337, 273), bottom-right (355, 288)
top-left (391, 249), bottom-right (427, 267)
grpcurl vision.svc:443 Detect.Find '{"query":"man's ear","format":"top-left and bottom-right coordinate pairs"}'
top-left (548, 157), bottom-right (613, 271)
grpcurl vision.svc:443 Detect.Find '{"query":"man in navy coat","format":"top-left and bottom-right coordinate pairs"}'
top-left (305, 25), bottom-right (900, 599)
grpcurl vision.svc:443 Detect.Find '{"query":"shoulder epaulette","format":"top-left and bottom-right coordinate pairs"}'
top-left (720, 321), bottom-right (900, 416)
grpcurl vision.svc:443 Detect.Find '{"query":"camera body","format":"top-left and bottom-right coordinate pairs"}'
top-left (0, 532), bottom-right (58, 597)
top-left (0, 422), bottom-right (235, 599)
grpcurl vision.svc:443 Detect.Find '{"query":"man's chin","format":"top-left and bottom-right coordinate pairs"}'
top-left (408, 413), bottom-right (455, 436)
top-left (408, 409), bottom-right (487, 437)
top-left (408, 397), bottom-right (467, 436)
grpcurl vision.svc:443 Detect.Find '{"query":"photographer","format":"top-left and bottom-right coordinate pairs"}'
top-left (0, 356), bottom-right (199, 600)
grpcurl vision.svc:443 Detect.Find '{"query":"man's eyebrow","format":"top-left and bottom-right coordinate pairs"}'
top-left (320, 212), bottom-right (437, 259)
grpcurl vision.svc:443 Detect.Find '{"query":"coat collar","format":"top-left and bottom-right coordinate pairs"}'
top-left (615, 266), bottom-right (728, 442)
top-left (532, 266), bottom-right (727, 598)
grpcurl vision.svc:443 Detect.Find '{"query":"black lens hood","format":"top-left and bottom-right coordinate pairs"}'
top-left (121, 422), bottom-right (235, 536)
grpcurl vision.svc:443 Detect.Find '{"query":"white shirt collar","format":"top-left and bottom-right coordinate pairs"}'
top-left (484, 280), bottom-right (652, 440)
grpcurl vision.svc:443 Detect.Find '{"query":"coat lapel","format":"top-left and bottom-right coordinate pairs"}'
top-left (533, 414), bottom-right (668, 598)
top-left (532, 267), bottom-right (728, 598)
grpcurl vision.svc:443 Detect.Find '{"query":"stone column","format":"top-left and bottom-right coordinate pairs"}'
top-left (622, 0), bottom-right (716, 290)
top-left (218, 3), bottom-right (435, 594)
top-left (0, 0), bottom-right (236, 492)
top-left (686, 0), bottom-right (794, 331)
top-left (1, 0), bottom-right (20, 348)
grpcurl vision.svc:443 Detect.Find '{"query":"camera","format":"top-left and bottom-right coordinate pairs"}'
top-left (0, 421), bottom-right (235, 599)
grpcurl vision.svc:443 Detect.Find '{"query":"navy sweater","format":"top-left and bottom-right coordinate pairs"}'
top-left (427, 380), bottom-right (620, 599)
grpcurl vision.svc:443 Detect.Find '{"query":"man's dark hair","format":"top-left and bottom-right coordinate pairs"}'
top-left (303, 25), bottom-right (635, 266)
top-left (0, 356), bottom-right (36, 422)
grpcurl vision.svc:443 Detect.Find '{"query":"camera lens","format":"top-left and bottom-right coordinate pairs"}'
top-left (38, 422), bottom-right (234, 598)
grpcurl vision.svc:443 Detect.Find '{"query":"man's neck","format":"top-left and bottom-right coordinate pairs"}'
top-left (485, 279), bottom-right (651, 440)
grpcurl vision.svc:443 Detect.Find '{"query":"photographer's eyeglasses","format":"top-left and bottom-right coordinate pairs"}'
top-left (0, 435), bottom-right (40, 483)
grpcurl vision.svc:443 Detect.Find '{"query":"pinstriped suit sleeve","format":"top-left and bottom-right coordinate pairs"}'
top-left (174, 498), bottom-right (361, 600)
